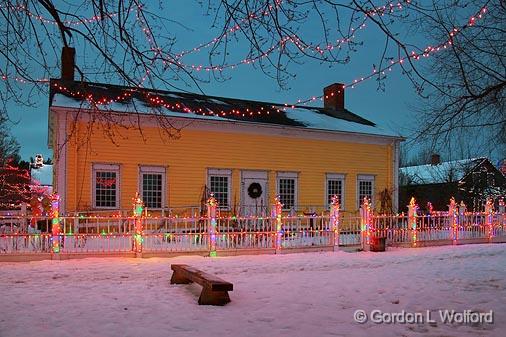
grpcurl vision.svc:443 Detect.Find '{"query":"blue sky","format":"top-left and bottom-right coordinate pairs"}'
top-left (5, 1), bottom-right (432, 161)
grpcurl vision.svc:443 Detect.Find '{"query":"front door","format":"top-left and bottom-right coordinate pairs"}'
top-left (241, 171), bottom-right (268, 217)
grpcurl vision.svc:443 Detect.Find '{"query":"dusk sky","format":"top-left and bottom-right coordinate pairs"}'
top-left (7, 2), bottom-right (433, 161)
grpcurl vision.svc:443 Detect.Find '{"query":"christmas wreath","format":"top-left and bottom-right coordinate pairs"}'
top-left (247, 182), bottom-right (263, 199)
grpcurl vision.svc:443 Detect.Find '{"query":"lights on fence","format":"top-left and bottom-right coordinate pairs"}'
top-left (330, 195), bottom-right (340, 247)
top-left (207, 194), bottom-right (218, 257)
top-left (273, 196), bottom-right (283, 252)
top-left (449, 197), bottom-right (458, 244)
top-left (408, 197), bottom-right (418, 247)
top-left (485, 198), bottom-right (493, 241)
top-left (50, 194), bottom-right (60, 253)
top-left (360, 197), bottom-right (372, 250)
top-left (132, 193), bottom-right (144, 254)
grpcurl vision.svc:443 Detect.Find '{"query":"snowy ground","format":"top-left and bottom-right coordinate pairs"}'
top-left (1, 245), bottom-right (505, 337)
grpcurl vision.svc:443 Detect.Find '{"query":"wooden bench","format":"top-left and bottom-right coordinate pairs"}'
top-left (170, 264), bottom-right (233, 305)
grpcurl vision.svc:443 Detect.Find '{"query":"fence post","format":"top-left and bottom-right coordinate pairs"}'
top-left (330, 195), bottom-right (340, 249)
top-left (360, 197), bottom-right (371, 251)
top-left (50, 194), bottom-right (61, 255)
top-left (485, 198), bottom-right (494, 242)
top-left (499, 198), bottom-right (505, 231)
top-left (132, 193), bottom-right (144, 257)
top-left (458, 201), bottom-right (466, 231)
top-left (273, 196), bottom-right (283, 253)
top-left (408, 197), bottom-right (418, 247)
top-left (449, 197), bottom-right (457, 245)
top-left (207, 194), bottom-right (218, 257)
top-left (73, 213), bottom-right (79, 235)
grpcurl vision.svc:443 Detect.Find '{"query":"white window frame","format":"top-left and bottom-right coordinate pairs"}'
top-left (357, 174), bottom-right (375, 209)
top-left (207, 168), bottom-right (232, 210)
top-left (325, 173), bottom-right (345, 210)
top-left (139, 166), bottom-right (166, 210)
top-left (92, 163), bottom-right (120, 209)
top-left (276, 172), bottom-right (298, 211)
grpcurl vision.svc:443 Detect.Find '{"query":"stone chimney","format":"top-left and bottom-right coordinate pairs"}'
top-left (431, 154), bottom-right (441, 165)
top-left (61, 47), bottom-right (75, 80)
top-left (323, 83), bottom-right (345, 111)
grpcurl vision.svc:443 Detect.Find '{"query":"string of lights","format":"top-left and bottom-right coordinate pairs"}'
top-left (50, 3), bottom-right (488, 119)
top-left (1, 2), bottom-right (488, 117)
top-left (137, 0), bottom-right (408, 74)
top-left (1, 3), bottom-right (137, 26)
top-left (289, 5), bottom-right (489, 107)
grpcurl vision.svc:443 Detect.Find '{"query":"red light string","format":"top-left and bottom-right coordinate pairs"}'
top-left (137, 1), bottom-right (409, 74)
top-left (3, 1), bottom-right (488, 118)
top-left (289, 5), bottom-right (489, 107)
top-left (50, 5), bottom-right (488, 118)
top-left (1, 3), bottom-right (137, 26)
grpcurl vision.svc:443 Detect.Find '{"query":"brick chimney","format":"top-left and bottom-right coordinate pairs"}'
top-left (431, 154), bottom-right (441, 165)
top-left (323, 83), bottom-right (345, 110)
top-left (61, 47), bottom-right (75, 80)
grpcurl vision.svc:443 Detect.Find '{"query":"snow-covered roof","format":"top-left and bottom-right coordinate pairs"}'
top-left (400, 158), bottom-right (486, 185)
top-left (49, 79), bottom-right (402, 139)
top-left (31, 164), bottom-right (53, 186)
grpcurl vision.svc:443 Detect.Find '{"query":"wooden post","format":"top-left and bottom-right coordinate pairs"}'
top-left (132, 193), bottom-right (144, 257)
top-left (273, 196), bottom-right (283, 253)
top-left (207, 194), bottom-right (218, 257)
top-left (360, 197), bottom-right (371, 251)
top-left (50, 194), bottom-right (61, 254)
top-left (449, 197), bottom-right (457, 245)
top-left (485, 198), bottom-right (494, 242)
top-left (408, 197), bottom-right (418, 247)
top-left (330, 195), bottom-right (340, 249)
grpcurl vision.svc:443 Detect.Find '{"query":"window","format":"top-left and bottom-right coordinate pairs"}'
top-left (140, 166), bottom-right (166, 209)
top-left (357, 175), bottom-right (374, 208)
top-left (93, 164), bottom-right (120, 208)
top-left (326, 173), bottom-right (345, 209)
top-left (208, 169), bottom-right (231, 209)
top-left (277, 172), bottom-right (298, 210)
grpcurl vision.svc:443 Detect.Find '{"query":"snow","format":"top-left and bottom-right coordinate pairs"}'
top-left (52, 94), bottom-right (399, 138)
top-left (2, 244), bottom-right (505, 337)
top-left (30, 164), bottom-right (53, 186)
top-left (283, 107), bottom-right (400, 137)
top-left (400, 158), bottom-right (484, 185)
top-left (51, 95), bottom-right (229, 122)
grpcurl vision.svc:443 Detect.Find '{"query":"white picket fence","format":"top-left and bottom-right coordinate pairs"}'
top-left (1, 211), bottom-right (505, 257)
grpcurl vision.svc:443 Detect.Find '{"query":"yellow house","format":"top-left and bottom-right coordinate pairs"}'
top-left (48, 79), bottom-right (402, 216)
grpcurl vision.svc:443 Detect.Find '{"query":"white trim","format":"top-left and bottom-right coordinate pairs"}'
top-left (55, 110), bottom-right (67, 214)
top-left (92, 163), bottom-right (121, 209)
top-left (139, 166), bottom-right (167, 210)
top-left (276, 172), bottom-right (298, 210)
top-left (93, 163), bottom-right (120, 170)
top-left (325, 173), bottom-right (345, 210)
top-left (139, 166), bottom-right (166, 173)
top-left (393, 140), bottom-right (400, 212)
top-left (207, 168), bottom-right (232, 210)
top-left (277, 171), bottom-right (298, 179)
top-left (357, 174), bottom-right (375, 181)
top-left (52, 106), bottom-right (403, 147)
top-left (208, 168), bottom-right (232, 176)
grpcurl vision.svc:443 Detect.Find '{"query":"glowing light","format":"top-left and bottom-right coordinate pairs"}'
top-left (132, 193), bottom-right (144, 253)
top-left (273, 196), bottom-right (283, 251)
top-left (330, 195), bottom-right (340, 246)
top-left (50, 194), bottom-right (60, 253)
top-left (408, 197), bottom-right (418, 246)
top-left (207, 194), bottom-right (218, 256)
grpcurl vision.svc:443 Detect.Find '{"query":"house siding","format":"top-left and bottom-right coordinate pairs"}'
top-left (57, 110), bottom-right (397, 214)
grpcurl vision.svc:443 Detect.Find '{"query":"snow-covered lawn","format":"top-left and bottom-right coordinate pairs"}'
top-left (1, 244), bottom-right (505, 337)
